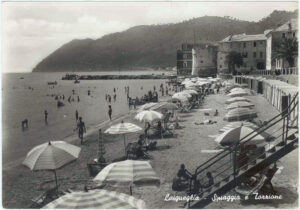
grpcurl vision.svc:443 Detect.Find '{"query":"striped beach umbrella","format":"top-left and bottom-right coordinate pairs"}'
top-left (224, 108), bottom-right (257, 122)
top-left (227, 91), bottom-right (250, 97)
top-left (215, 126), bottom-right (266, 146)
top-left (94, 160), bottom-right (160, 194)
top-left (105, 121), bottom-right (142, 155)
top-left (225, 97), bottom-right (250, 104)
top-left (226, 101), bottom-right (254, 110)
top-left (23, 141), bottom-right (81, 189)
top-left (219, 121), bottom-right (258, 133)
top-left (135, 110), bottom-right (163, 123)
top-left (43, 189), bottom-right (146, 209)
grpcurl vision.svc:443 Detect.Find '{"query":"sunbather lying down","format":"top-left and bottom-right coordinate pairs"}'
top-left (195, 119), bottom-right (217, 125)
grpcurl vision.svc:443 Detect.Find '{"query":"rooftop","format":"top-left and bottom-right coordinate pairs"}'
top-left (274, 18), bottom-right (298, 32)
top-left (220, 33), bottom-right (267, 43)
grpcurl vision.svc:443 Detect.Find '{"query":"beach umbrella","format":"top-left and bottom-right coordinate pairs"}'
top-left (226, 101), bottom-right (254, 110)
top-left (224, 108), bottom-right (257, 121)
top-left (227, 91), bottom-right (250, 97)
top-left (135, 110), bottom-right (163, 123)
top-left (215, 126), bottom-right (266, 146)
top-left (104, 121), bottom-right (142, 155)
top-left (219, 121), bottom-right (258, 133)
top-left (151, 102), bottom-right (178, 111)
top-left (240, 84), bottom-right (249, 88)
top-left (182, 89), bottom-right (198, 95)
top-left (172, 92), bottom-right (192, 101)
top-left (196, 81), bottom-right (210, 86)
top-left (137, 102), bottom-right (157, 111)
top-left (230, 88), bottom-right (246, 93)
top-left (94, 160), bottom-right (160, 194)
top-left (225, 97), bottom-right (250, 104)
top-left (43, 189), bottom-right (146, 209)
top-left (23, 141), bottom-right (81, 189)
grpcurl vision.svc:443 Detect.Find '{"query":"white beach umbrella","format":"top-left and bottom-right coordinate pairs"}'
top-left (172, 92), bottom-right (192, 99)
top-left (137, 102), bottom-right (157, 111)
top-left (94, 160), bottom-right (160, 194)
top-left (104, 121), bottom-right (142, 154)
top-left (182, 89), bottom-right (198, 95)
top-left (227, 91), bottom-right (250, 97)
top-left (135, 110), bottom-right (163, 123)
top-left (226, 101), bottom-right (254, 110)
top-left (225, 97), bottom-right (251, 104)
top-left (23, 141), bottom-right (81, 189)
top-left (230, 88), bottom-right (246, 93)
top-left (151, 102), bottom-right (178, 111)
top-left (215, 126), bottom-right (266, 146)
top-left (196, 81), bottom-right (210, 86)
top-left (43, 189), bottom-right (146, 209)
top-left (219, 121), bottom-right (258, 133)
top-left (224, 108), bottom-right (257, 121)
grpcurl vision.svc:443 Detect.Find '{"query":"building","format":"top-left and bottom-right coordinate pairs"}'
top-left (266, 19), bottom-right (298, 70)
top-left (176, 44), bottom-right (193, 75)
top-left (217, 33), bottom-right (267, 74)
top-left (191, 44), bottom-right (217, 76)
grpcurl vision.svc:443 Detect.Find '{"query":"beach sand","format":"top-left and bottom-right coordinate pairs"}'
top-left (2, 86), bottom-right (298, 209)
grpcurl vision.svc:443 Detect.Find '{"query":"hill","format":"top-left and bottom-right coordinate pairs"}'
top-left (33, 10), bottom-right (298, 72)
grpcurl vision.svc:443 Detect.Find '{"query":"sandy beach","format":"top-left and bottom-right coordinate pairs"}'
top-left (2, 83), bottom-right (298, 209)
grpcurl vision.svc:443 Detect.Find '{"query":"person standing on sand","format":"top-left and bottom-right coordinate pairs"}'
top-left (75, 117), bottom-right (86, 144)
top-left (75, 110), bottom-right (79, 122)
top-left (44, 110), bottom-right (48, 125)
top-left (108, 105), bottom-right (112, 120)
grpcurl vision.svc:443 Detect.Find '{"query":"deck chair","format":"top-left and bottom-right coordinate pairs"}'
top-left (87, 163), bottom-right (108, 177)
top-left (30, 186), bottom-right (60, 208)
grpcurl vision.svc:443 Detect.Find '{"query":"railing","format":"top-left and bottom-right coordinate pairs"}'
top-left (188, 92), bottom-right (298, 206)
top-left (251, 67), bottom-right (298, 76)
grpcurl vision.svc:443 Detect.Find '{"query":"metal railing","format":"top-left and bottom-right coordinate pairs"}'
top-left (187, 92), bottom-right (298, 206)
top-left (251, 67), bottom-right (298, 76)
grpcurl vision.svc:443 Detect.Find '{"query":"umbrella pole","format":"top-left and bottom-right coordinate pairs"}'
top-left (54, 170), bottom-right (58, 193)
top-left (123, 134), bottom-right (127, 156)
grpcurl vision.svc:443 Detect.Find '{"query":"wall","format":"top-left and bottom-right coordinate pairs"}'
top-left (192, 45), bottom-right (217, 76)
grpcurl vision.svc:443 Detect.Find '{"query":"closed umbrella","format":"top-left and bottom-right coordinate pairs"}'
top-left (94, 160), bottom-right (160, 194)
top-left (104, 121), bottom-right (142, 155)
top-left (23, 141), bottom-right (81, 189)
top-left (224, 108), bottom-right (257, 121)
top-left (226, 101), bottom-right (254, 110)
top-left (135, 110), bottom-right (163, 123)
top-left (219, 121), bottom-right (258, 133)
top-left (43, 189), bottom-right (146, 209)
top-left (225, 97), bottom-right (250, 104)
top-left (215, 126), bottom-right (266, 146)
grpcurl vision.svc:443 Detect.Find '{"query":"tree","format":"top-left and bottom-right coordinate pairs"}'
top-left (273, 37), bottom-right (298, 67)
top-left (226, 51), bottom-right (244, 75)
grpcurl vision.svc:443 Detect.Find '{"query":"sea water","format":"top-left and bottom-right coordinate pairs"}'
top-left (2, 72), bottom-right (170, 167)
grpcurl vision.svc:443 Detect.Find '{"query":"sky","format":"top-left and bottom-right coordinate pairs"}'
top-left (2, 1), bottom-right (298, 73)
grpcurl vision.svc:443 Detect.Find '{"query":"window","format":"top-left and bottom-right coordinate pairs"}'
top-left (253, 52), bottom-right (256, 58)
top-left (282, 33), bottom-right (286, 38)
top-left (253, 42), bottom-right (257, 47)
top-left (243, 42), bottom-right (246, 48)
top-left (260, 52), bottom-right (263, 58)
